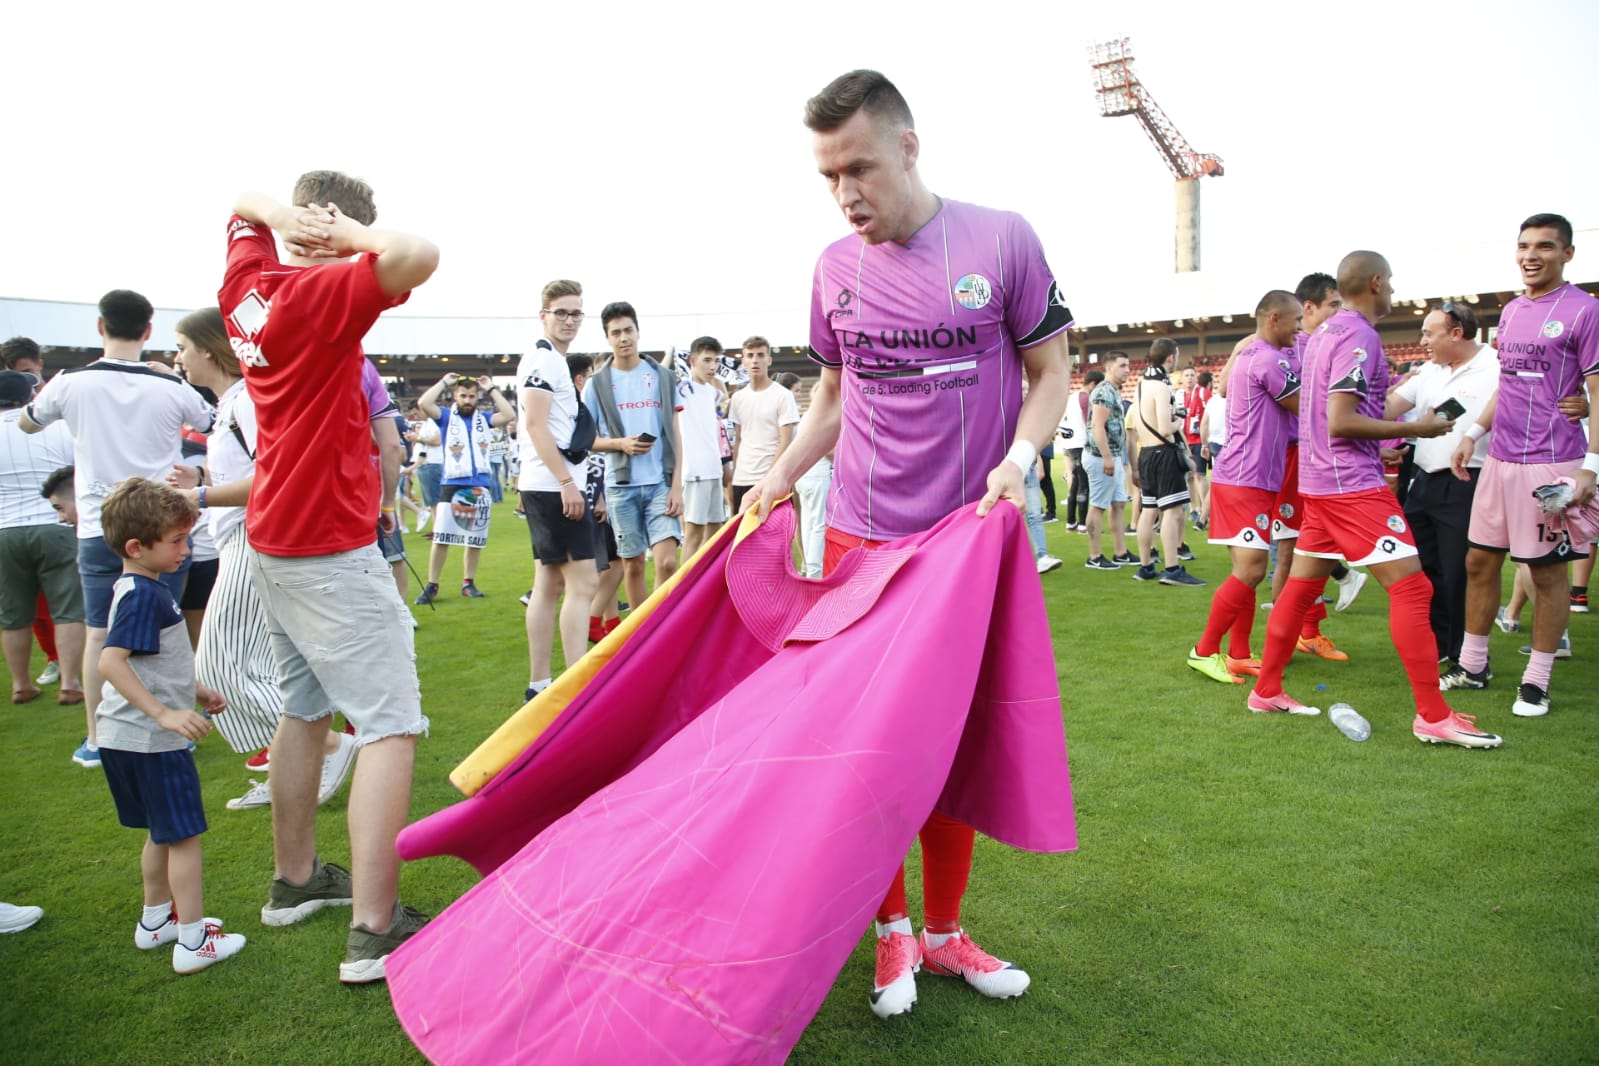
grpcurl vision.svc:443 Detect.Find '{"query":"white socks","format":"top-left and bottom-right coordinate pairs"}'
top-left (875, 917), bottom-right (912, 938)
top-left (141, 902), bottom-right (172, 928)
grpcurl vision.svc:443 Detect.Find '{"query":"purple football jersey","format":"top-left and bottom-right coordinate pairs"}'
top-left (1214, 339), bottom-right (1300, 492)
top-left (1298, 309), bottom-right (1388, 496)
top-left (809, 199), bottom-right (1072, 539)
top-left (1488, 283), bottom-right (1599, 464)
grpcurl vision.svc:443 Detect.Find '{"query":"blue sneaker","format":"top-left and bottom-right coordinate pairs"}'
top-left (72, 740), bottom-right (101, 768)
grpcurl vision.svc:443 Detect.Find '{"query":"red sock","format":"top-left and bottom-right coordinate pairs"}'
top-left (920, 813), bottom-right (975, 934)
top-left (1255, 577), bottom-right (1325, 698)
top-left (33, 592), bottom-right (57, 661)
top-left (877, 866), bottom-right (909, 925)
top-left (1225, 580), bottom-right (1259, 660)
top-left (1387, 572), bottom-right (1451, 723)
top-left (874, 812), bottom-right (976, 931)
top-left (604, 617), bottom-right (621, 635)
top-left (1196, 576), bottom-right (1253, 658)
top-left (1300, 599), bottom-right (1328, 640)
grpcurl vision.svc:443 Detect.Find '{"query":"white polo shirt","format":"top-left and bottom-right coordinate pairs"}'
top-left (1394, 344), bottom-right (1498, 473)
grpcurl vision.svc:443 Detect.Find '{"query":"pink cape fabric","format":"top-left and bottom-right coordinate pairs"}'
top-left (387, 502), bottom-right (1075, 1065)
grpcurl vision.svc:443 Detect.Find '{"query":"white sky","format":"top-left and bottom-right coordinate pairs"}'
top-left (4, 0), bottom-right (1597, 352)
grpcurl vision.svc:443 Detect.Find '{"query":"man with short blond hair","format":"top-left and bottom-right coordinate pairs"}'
top-left (221, 173), bottom-right (439, 982)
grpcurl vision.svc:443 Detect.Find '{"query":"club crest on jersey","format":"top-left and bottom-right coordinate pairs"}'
top-left (1387, 515), bottom-right (1406, 534)
top-left (1352, 348), bottom-right (1369, 363)
top-left (228, 290), bottom-right (271, 368)
top-left (1278, 503), bottom-right (1295, 520)
top-left (1543, 321), bottom-right (1565, 339)
top-left (1256, 513), bottom-right (1270, 531)
top-left (1278, 359), bottom-right (1292, 371)
top-left (954, 274), bottom-right (992, 310)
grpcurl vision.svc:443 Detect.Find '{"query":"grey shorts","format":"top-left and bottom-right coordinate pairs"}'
top-left (0, 524), bottom-right (84, 628)
top-left (245, 542), bottom-right (427, 746)
top-left (682, 478), bottom-right (727, 526)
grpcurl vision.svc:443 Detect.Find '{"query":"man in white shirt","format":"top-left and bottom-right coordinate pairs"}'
top-left (728, 337), bottom-right (800, 513)
top-left (0, 370), bottom-right (83, 706)
top-left (21, 290), bottom-right (213, 766)
top-left (1389, 302), bottom-right (1497, 683)
top-left (517, 280), bottom-right (600, 703)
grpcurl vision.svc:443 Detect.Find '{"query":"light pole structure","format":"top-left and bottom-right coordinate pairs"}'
top-left (1088, 37), bottom-right (1224, 273)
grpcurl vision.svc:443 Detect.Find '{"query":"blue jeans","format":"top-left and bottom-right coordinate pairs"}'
top-left (487, 461), bottom-right (505, 503)
top-left (605, 481), bottom-right (681, 559)
top-left (1023, 467), bottom-right (1048, 558)
top-left (417, 464), bottom-right (442, 508)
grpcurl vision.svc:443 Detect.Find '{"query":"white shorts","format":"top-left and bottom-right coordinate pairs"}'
top-left (683, 479), bottom-right (728, 526)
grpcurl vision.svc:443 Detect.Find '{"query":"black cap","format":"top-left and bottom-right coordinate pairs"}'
top-left (0, 370), bottom-right (35, 407)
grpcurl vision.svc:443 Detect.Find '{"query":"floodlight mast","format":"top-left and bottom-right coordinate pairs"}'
top-left (1088, 37), bottom-right (1223, 273)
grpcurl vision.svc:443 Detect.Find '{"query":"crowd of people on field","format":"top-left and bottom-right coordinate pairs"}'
top-left (0, 66), bottom-right (1594, 1066)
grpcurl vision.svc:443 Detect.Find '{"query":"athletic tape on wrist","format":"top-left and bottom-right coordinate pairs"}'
top-left (1583, 453), bottom-right (1599, 476)
top-left (1004, 441), bottom-right (1038, 474)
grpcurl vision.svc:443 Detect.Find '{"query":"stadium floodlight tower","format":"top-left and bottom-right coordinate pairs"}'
top-left (1089, 37), bottom-right (1224, 273)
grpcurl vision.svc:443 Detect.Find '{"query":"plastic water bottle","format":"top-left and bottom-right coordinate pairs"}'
top-left (1329, 703), bottom-right (1370, 742)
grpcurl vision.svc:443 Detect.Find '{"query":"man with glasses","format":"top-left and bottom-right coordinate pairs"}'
top-left (1390, 302), bottom-right (1496, 685)
top-left (518, 280), bottom-right (599, 703)
top-left (1451, 214), bottom-right (1599, 717)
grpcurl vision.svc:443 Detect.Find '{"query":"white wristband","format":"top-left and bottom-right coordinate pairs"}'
top-left (1465, 424), bottom-right (1488, 442)
top-left (1004, 441), bottom-right (1038, 474)
top-left (1583, 453), bottom-right (1599, 476)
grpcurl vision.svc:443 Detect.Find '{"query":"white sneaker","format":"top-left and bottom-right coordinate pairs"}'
top-left (1334, 569), bottom-right (1368, 612)
top-left (1036, 554), bottom-right (1064, 574)
top-left (318, 733), bottom-right (358, 805)
top-left (226, 779), bottom-right (272, 811)
top-left (34, 661), bottom-right (60, 686)
top-left (0, 902), bottom-right (44, 933)
top-left (173, 922), bottom-right (247, 974)
top-left (415, 511), bottom-right (431, 534)
top-left (1494, 607), bottom-right (1520, 633)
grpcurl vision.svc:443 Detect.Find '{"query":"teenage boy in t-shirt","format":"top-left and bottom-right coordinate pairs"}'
top-left (220, 171), bottom-right (438, 983)
top-left (678, 336), bottom-right (730, 559)
top-left (518, 280), bottom-right (600, 702)
top-left (728, 337), bottom-right (799, 513)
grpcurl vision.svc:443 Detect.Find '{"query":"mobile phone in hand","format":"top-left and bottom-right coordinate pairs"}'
top-left (636, 432), bottom-right (657, 445)
top-left (1434, 397), bottom-right (1467, 420)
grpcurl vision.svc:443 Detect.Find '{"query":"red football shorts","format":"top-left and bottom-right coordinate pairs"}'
top-left (1297, 489), bottom-right (1418, 567)
top-left (1208, 482), bottom-right (1274, 551)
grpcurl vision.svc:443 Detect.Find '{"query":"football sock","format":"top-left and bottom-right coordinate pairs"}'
top-left (1522, 650), bottom-right (1556, 692)
top-left (1300, 599), bottom-right (1327, 640)
top-left (1254, 577), bottom-right (1324, 698)
top-left (1196, 576), bottom-right (1253, 658)
top-left (876, 868), bottom-right (909, 926)
top-left (1458, 632), bottom-right (1490, 674)
top-left (920, 813), bottom-right (975, 934)
top-left (141, 902), bottom-right (173, 928)
top-left (1226, 579), bottom-right (1260, 660)
top-left (1388, 572), bottom-right (1451, 723)
top-left (923, 930), bottom-right (955, 949)
top-left (876, 916), bottom-right (912, 939)
top-left (177, 919), bottom-right (207, 951)
top-left (1331, 563), bottom-right (1350, 580)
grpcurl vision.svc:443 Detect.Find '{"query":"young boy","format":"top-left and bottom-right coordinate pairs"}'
top-left (679, 337), bottom-right (730, 559)
top-left (96, 477), bottom-right (241, 974)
